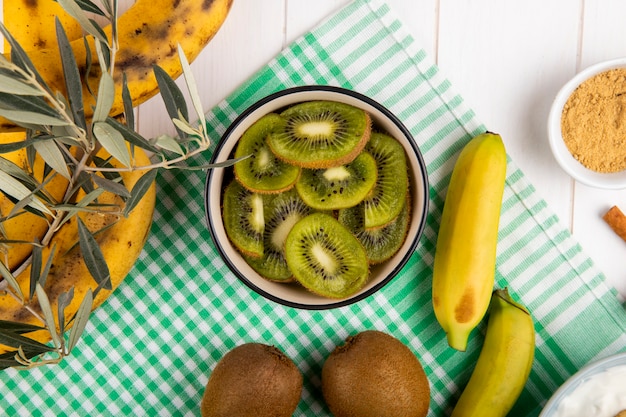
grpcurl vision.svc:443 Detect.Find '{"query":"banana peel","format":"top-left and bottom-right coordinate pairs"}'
top-left (0, 0), bottom-right (233, 131)
top-left (0, 148), bottom-right (156, 352)
top-left (432, 132), bottom-right (507, 351)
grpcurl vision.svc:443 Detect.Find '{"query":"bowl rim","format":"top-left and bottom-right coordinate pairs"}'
top-left (204, 85), bottom-right (430, 310)
top-left (539, 350), bottom-right (626, 416)
top-left (547, 56), bottom-right (626, 189)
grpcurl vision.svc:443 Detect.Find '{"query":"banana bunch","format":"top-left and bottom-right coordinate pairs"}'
top-left (0, 147), bottom-right (156, 352)
top-left (0, 0), bottom-right (233, 131)
top-left (450, 288), bottom-right (535, 417)
top-left (432, 132), bottom-right (507, 351)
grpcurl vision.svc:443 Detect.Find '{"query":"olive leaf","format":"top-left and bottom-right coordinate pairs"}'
top-left (0, 74), bottom-right (45, 96)
top-left (56, 0), bottom-right (108, 45)
top-left (92, 72), bottom-right (115, 123)
top-left (35, 283), bottom-right (62, 349)
top-left (68, 289), bottom-right (93, 352)
top-left (122, 73), bottom-right (135, 130)
top-left (154, 134), bottom-right (185, 156)
top-left (105, 117), bottom-right (160, 154)
top-left (0, 23), bottom-right (51, 93)
top-left (154, 64), bottom-right (188, 138)
top-left (0, 92), bottom-right (63, 120)
top-left (123, 169), bottom-right (158, 217)
top-left (93, 121), bottom-right (131, 168)
top-left (0, 328), bottom-right (53, 352)
top-left (29, 244), bottom-right (56, 301)
top-left (0, 171), bottom-right (52, 216)
top-left (92, 174), bottom-right (131, 198)
top-left (177, 44), bottom-right (206, 132)
top-left (0, 261), bottom-right (24, 302)
top-left (33, 139), bottom-right (71, 180)
top-left (56, 17), bottom-right (86, 132)
top-left (77, 217), bottom-right (112, 290)
top-left (0, 155), bottom-right (38, 188)
top-left (73, 0), bottom-right (107, 15)
top-left (57, 287), bottom-right (75, 337)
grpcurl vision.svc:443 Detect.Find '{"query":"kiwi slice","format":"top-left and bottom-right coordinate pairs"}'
top-left (222, 180), bottom-right (264, 258)
top-left (234, 113), bottom-right (301, 193)
top-left (285, 213), bottom-right (369, 299)
top-left (338, 195), bottom-right (410, 264)
top-left (244, 189), bottom-right (315, 282)
top-left (295, 151), bottom-right (377, 210)
top-left (267, 101), bottom-right (371, 169)
top-left (362, 132), bottom-right (409, 229)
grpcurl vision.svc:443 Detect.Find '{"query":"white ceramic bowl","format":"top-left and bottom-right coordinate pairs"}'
top-left (204, 86), bottom-right (429, 309)
top-left (547, 57), bottom-right (626, 189)
top-left (539, 351), bottom-right (626, 416)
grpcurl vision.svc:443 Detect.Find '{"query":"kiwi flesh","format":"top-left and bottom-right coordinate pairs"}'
top-left (201, 343), bottom-right (303, 417)
top-left (234, 113), bottom-right (301, 194)
top-left (222, 180), bottom-right (264, 258)
top-left (284, 213), bottom-right (369, 299)
top-left (267, 101), bottom-right (371, 169)
top-left (361, 132), bottom-right (409, 229)
top-left (322, 330), bottom-right (430, 417)
top-left (338, 194), bottom-right (410, 264)
top-left (296, 151), bottom-right (377, 210)
top-left (245, 189), bottom-right (316, 282)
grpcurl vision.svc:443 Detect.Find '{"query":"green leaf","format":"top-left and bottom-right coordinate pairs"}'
top-left (123, 169), bottom-right (157, 217)
top-left (33, 139), bottom-right (71, 180)
top-left (29, 243), bottom-right (43, 300)
top-left (0, 171), bottom-right (52, 215)
top-left (68, 289), bottom-right (92, 352)
top-left (72, 0), bottom-right (106, 15)
top-left (0, 23), bottom-right (51, 92)
top-left (77, 217), bottom-right (112, 290)
top-left (56, 17), bottom-right (86, 132)
top-left (0, 329), bottom-right (54, 351)
top-left (0, 74), bottom-right (45, 96)
top-left (0, 92), bottom-right (63, 119)
top-left (0, 156), bottom-right (38, 188)
top-left (92, 72), bottom-right (115, 122)
top-left (92, 174), bottom-right (131, 198)
top-left (56, 0), bottom-right (108, 44)
top-left (0, 262), bottom-right (24, 302)
top-left (57, 287), bottom-right (75, 336)
top-left (121, 73), bottom-right (134, 130)
top-left (35, 283), bottom-right (62, 349)
top-left (0, 320), bottom-right (44, 334)
top-left (105, 117), bottom-right (160, 154)
top-left (0, 108), bottom-right (69, 127)
top-left (92, 121), bottom-right (131, 167)
top-left (177, 44), bottom-right (206, 130)
top-left (153, 65), bottom-right (188, 137)
top-left (155, 134), bottom-right (184, 156)
top-left (171, 118), bottom-right (200, 137)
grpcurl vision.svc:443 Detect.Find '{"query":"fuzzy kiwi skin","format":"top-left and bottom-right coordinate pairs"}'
top-left (201, 343), bottom-right (303, 417)
top-left (322, 330), bottom-right (430, 417)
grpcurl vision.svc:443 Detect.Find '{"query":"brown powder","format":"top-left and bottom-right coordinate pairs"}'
top-left (561, 68), bottom-right (626, 173)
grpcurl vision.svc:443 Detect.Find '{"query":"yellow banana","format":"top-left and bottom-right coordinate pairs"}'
top-left (0, 0), bottom-right (233, 131)
top-left (432, 132), bottom-right (507, 351)
top-left (0, 148), bottom-right (156, 352)
top-left (3, 0), bottom-right (83, 52)
top-left (0, 132), bottom-right (69, 270)
top-left (450, 288), bottom-right (535, 417)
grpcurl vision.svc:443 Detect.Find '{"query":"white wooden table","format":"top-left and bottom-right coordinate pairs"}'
top-left (6, 0), bottom-right (626, 298)
top-left (134, 0), bottom-right (626, 298)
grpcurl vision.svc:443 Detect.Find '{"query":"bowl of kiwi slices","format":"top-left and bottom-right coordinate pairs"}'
top-left (204, 85), bottom-right (429, 309)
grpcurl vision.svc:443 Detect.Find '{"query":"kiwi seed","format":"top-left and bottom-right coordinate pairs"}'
top-left (322, 330), bottom-right (430, 417)
top-left (267, 101), bottom-right (371, 169)
top-left (284, 212), bottom-right (369, 299)
top-left (222, 180), bottom-right (265, 258)
top-left (201, 343), bottom-right (303, 417)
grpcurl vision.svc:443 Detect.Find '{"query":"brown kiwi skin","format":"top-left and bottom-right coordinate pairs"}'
top-left (201, 343), bottom-right (303, 417)
top-left (322, 330), bottom-right (430, 417)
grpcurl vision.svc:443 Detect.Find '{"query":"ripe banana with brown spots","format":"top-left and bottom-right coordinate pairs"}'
top-left (3, 0), bottom-right (83, 52)
top-left (432, 132), bottom-right (507, 351)
top-left (0, 0), bottom-right (233, 130)
top-left (0, 148), bottom-right (156, 352)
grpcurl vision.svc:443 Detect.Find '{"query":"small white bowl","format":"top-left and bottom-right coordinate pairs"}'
top-left (547, 57), bottom-right (626, 189)
top-left (539, 351), bottom-right (626, 416)
top-left (204, 86), bottom-right (429, 310)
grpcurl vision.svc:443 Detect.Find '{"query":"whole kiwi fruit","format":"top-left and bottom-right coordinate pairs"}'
top-left (322, 330), bottom-right (430, 417)
top-left (201, 343), bottom-right (303, 417)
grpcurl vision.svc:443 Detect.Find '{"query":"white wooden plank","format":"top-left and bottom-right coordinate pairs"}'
top-left (571, 0), bottom-right (626, 297)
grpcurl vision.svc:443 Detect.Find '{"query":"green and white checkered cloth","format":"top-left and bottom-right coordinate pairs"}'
top-left (2, 0), bottom-right (626, 415)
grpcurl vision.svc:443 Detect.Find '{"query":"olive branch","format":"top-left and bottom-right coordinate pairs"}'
top-left (0, 0), bottom-right (229, 369)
